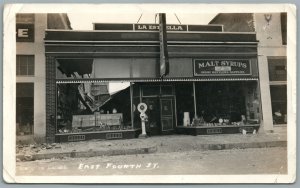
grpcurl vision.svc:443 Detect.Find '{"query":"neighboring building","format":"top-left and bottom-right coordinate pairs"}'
top-left (209, 13), bottom-right (255, 32)
top-left (16, 13), bottom-right (72, 142)
top-left (210, 13), bottom-right (287, 131)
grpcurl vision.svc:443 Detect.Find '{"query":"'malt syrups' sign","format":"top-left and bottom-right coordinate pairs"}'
top-left (194, 59), bottom-right (252, 76)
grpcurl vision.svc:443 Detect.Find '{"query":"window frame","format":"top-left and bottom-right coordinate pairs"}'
top-left (267, 57), bottom-right (287, 83)
top-left (16, 55), bottom-right (35, 76)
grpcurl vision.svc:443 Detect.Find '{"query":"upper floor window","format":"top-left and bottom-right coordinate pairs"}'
top-left (281, 12), bottom-right (287, 45)
top-left (16, 55), bottom-right (35, 76)
top-left (268, 57), bottom-right (287, 82)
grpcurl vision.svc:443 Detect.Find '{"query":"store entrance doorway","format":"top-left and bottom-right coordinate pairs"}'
top-left (143, 96), bottom-right (175, 136)
top-left (160, 97), bottom-right (175, 133)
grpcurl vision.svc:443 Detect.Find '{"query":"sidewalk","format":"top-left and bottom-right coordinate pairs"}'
top-left (16, 126), bottom-right (287, 161)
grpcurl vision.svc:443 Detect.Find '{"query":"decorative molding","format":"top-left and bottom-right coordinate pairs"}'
top-left (264, 14), bottom-right (272, 25)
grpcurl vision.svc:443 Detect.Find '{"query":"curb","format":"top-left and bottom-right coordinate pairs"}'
top-left (17, 145), bottom-right (157, 161)
top-left (203, 141), bottom-right (287, 150)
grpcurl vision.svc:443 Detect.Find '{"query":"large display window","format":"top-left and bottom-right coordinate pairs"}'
top-left (195, 82), bottom-right (246, 124)
top-left (192, 81), bottom-right (260, 127)
top-left (175, 82), bottom-right (194, 126)
top-left (56, 82), bottom-right (132, 134)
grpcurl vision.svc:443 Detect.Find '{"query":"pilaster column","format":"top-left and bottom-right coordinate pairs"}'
top-left (45, 56), bottom-right (56, 143)
top-left (258, 55), bottom-right (274, 132)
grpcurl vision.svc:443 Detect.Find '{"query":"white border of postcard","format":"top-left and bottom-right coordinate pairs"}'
top-left (3, 3), bottom-right (297, 183)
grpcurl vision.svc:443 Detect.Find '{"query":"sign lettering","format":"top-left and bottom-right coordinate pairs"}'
top-left (17, 29), bottom-right (29, 37)
top-left (194, 59), bottom-right (252, 76)
top-left (16, 24), bottom-right (34, 42)
top-left (94, 23), bottom-right (223, 32)
top-left (135, 24), bottom-right (187, 31)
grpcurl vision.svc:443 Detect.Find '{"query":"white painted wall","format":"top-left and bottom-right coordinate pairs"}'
top-left (16, 14), bottom-right (47, 138)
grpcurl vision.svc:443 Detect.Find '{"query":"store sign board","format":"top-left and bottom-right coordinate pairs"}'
top-left (194, 59), bottom-right (252, 76)
top-left (16, 23), bottom-right (34, 42)
top-left (94, 23), bottom-right (222, 32)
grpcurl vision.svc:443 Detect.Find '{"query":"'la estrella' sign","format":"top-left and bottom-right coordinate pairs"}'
top-left (135, 24), bottom-right (187, 31)
top-left (194, 59), bottom-right (252, 76)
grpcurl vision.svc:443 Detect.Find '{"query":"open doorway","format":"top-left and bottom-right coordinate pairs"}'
top-left (16, 83), bottom-right (34, 135)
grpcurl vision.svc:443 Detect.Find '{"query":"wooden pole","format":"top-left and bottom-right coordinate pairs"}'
top-left (159, 13), bottom-right (169, 77)
top-left (193, 82), bottom-right (197, 118)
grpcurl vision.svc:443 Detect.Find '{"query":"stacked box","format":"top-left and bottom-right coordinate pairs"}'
top-left (101, 115), bottom-right (107, 125)
top-left (81, 116), bottom-right (88, 127)
top-left (72, 113), bottom-right (123, 128)
top-left (72, 115), bottom-right (95, 128)
top-left (89, 116), bottom-right (96, 126)
top-left (72, 116), bottom-right (79, 127)
top-left (95, 113), bottom-right (102, 126)
top-left (110, 118), bottom-right (120, 125)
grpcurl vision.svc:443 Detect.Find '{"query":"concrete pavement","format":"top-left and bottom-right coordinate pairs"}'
top-left (16, 126), bottom-right (287, 161)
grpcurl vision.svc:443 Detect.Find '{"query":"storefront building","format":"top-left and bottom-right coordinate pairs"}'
top-left (44, 18), bottom-right (261, 142)
top-left (16, 13), bottom-right (71, 142)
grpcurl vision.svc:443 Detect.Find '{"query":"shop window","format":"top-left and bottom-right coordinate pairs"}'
top-left (56, 82), bottom-right (132, 134)
top-left (194, 82), bottom-right (248, 125)
top-left (142, 84), bottom-right (173, 96)
top-left (281, 12), bottom-right (287, 45)
top-left (270, 85), bottom-right (287, 124)
top-left (133, 84), bottom-right (140, 97)
top-left (132, 84), bottom-right (141, 128)
top-left (16, 83), bottom-right (34, 135)
top-left (175, 83), bottom-right (194, 126)
top-left (161, 86), bottom-right (173, 95)
top-left (142, 85), bottom-right (160, 96)
top-left (133, 97), bottom-right (141, 129)
top-left (268, 58), bottom-right (287, 81)
top-left (16, 55), bottom-right (35, 76)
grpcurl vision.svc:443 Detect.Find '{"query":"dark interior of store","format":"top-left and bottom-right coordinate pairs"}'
top-left (195, 82), bottom-right (246, 124)
top-left (175, 82), bottom-right (195, 126)
top-left (16, 83), bottom-right (34, 135)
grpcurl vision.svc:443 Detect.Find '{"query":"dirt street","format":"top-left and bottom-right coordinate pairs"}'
top-left (16, 147), bottom-right (287, 176)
